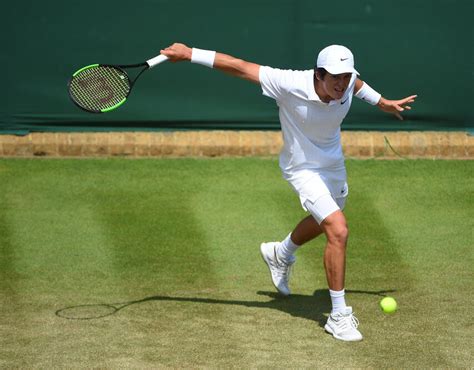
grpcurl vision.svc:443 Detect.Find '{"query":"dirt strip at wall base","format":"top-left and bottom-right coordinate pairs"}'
top-left (0, 131), bottom-right (472, 159)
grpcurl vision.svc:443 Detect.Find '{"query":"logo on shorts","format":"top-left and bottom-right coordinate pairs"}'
top-left (341, 185), bottom-right (347, 194)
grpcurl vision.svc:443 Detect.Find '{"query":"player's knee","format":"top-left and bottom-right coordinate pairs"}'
top-left (329, 224), bottom-right (349, 246)
top-left (323, 213), bottom-right (349, 246)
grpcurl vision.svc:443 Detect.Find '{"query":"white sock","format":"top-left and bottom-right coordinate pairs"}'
top-left (329, 289), bottom-right (347, 314)
top-left (277, 233), bottom-right (300, 261)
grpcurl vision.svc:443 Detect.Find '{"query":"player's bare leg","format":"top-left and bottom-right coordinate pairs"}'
top-left (290, 215), bottom-right (324, 245)
top-left (320, 210), bottom-right (348, 291)
top-left (320, 210), bottom-right (362, 341)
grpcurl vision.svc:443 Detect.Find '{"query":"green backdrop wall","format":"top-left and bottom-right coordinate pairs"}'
top-left (1, 0), bottom-right (473, 134)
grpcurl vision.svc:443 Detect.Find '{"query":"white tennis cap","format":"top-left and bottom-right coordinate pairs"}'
top-left (316, 45), bottom-right (359, 75)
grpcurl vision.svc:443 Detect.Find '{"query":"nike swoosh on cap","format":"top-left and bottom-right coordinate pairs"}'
top-left (340, 58), bottom-right (349, 61)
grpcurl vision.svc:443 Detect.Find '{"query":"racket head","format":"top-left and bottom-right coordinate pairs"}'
top-left (68, 64), bottom-right (133, 113)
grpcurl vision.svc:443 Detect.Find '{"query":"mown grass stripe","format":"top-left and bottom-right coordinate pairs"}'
top-left (0, 158), bottom-right (471, 368)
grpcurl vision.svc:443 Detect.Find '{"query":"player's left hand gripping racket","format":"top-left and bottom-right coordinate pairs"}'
top-left (68, 54), bottom-right (168, 113)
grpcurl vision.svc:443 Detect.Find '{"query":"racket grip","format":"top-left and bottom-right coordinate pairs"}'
top-left (146, 54), bottom-right (169, 68)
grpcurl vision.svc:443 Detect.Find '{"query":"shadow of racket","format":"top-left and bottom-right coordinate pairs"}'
top-left (55, 296), bottom-right (157, 320)
top-left (55, 289), bottom-right (396, 321)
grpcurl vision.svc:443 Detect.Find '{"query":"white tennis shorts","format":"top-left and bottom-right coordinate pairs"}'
top-left (284, 167), bottom-right (348, 224)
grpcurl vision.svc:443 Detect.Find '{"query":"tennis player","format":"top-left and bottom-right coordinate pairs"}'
top-left (160, 43), bottom-right (416, 342)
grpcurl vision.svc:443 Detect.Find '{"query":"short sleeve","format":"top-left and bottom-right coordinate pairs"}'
top-left (259, 66), bottom-right (292, 101)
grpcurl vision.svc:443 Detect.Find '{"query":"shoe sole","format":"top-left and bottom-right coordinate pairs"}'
top-left (324, 324), bottom-right (363, 342)
top-left (260, 243), bottom-right (290, 296)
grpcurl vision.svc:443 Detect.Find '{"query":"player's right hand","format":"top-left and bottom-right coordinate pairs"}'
top-left (160, 43), bottom-right (192, 63)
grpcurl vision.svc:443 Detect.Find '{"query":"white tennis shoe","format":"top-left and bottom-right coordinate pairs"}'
top-left (260, 242), bottom-right (295, 296)
top-left (325, 306), bottom-right (363, 341)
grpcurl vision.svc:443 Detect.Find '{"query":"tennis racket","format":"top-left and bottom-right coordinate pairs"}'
top-left (68, 53), bottom-right (168, 113)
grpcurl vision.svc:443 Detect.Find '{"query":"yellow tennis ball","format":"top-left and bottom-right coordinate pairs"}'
top-left (380, 297), bottom-right (397, 314)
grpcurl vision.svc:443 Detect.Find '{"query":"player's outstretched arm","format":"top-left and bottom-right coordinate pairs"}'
top-left (354, 79), bottom-right (417, 121)
top-left (160, 43), bottom-right (261, 84)
top-left (354, 78), bottom-right (417, 121)
top-left (377, 95), bottom-right (417, 121)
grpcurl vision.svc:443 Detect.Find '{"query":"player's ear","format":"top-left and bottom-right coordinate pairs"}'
top-left (314, 68), bottom-right (321, 81)
top-left (314, 67), bottom-right (326, 81)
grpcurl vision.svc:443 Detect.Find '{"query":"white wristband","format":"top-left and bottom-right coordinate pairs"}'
top-left (191, 48), bottom-right (216, 68)
top-left (355, 82), bottom-right (382, 105)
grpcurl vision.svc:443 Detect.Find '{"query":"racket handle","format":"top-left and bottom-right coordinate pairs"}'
top-left (146, 54), bottom-right (169, 68)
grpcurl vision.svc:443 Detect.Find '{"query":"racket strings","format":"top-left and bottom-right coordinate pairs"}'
top-left (69, 66), bottom-right (131, 112)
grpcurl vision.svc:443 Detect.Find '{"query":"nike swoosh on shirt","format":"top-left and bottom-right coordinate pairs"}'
top-left (341, 98), bottom-right (348, 104)
top-left (340, 58), bottom-right (349, 61)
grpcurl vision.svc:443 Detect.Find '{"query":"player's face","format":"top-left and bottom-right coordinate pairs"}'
top-left (322, 72), bottom-right (352, 100)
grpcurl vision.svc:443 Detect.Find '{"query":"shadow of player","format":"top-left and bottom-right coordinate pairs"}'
top-left (56, 288), bottom-right (396, 325)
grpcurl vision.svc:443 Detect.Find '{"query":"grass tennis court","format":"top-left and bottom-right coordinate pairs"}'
top-left (1, 158), bottom-right (472, 368)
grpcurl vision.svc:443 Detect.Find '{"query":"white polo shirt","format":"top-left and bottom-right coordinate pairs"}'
top-left (259, 66), bottom-right (356, 175)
